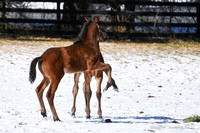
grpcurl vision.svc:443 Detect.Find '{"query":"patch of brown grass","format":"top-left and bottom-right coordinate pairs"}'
top-left (100, 40), bottom-right (200, 54)
top-left (1, 36), bottom-right (200, 54)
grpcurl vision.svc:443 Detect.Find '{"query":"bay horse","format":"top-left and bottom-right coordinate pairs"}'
top-left (29, 17), bottom-right (116, 121)
top-left (71, 22), bottom-right (118, 118)
top-left (71, 53), bottom-right (118, 119)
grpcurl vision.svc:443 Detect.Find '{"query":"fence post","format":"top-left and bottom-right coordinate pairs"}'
top-left (57, 1), bottom-right (61, 32)
top-left (126, 1), bottom-right (135, 39)
top-left (2, 0), bottom-right (6, 31)
top-left (197, 0), bottom-right (200, 37)
top-left (2, 0), bottom-right (5, 18)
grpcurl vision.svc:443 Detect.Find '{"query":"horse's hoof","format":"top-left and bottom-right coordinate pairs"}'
top-left (54, 118), bottom-right (61, 122)
top-left (72, 114), bottom-right (76, 118)
top-left (41, 112), bottom-right (47, 117)
top-left (113, 87), bottom-right (119, 92)
top-left (103, 88), bottom-right (108, 93)
top-left (86, 116), bottom-right (91, 119)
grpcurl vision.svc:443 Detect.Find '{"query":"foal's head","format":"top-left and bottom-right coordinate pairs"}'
top-left (77, 17), bottom-right (108, 43)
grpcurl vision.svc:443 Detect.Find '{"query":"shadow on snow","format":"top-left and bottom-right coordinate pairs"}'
top-left (73, 116), bottom-right (180, 124)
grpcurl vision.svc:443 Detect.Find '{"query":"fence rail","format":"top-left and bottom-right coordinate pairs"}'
top-left (0, 0), bottom-right (199, 39)
top-left (0, 8), bottom-right (198, 17)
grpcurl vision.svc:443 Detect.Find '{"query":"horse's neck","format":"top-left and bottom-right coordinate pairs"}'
top-left (83, 33), bottom-right (100, 51)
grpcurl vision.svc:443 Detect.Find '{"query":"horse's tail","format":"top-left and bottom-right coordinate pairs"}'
top-left (29, 56), bottom-right (42, 84)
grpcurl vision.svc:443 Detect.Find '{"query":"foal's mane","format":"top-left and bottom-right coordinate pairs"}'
top-left (74, 19), bottom-right (92, 44)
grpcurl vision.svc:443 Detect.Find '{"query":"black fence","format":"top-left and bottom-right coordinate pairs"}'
top-left (0, 0), bottom-right (200, 40)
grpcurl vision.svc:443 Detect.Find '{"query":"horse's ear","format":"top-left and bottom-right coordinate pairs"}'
top-left (94, 16), bottom-right (99, 23)
top-left (85, 17), bottom-right (90, 22)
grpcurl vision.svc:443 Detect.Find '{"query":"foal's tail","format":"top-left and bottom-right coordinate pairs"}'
top-left (29, 57), bottom-right (42, 84)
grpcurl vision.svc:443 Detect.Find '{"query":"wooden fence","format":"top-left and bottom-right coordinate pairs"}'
top-left (0, 0), bottom-right (200, 39)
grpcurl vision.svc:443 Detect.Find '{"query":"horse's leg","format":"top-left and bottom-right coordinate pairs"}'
top-left (35, 77), bottom-right (50, 117)
top-left (71, 73), bottom-right (81, 117)
top-left (88, 61), bottom-right (113, 88)
top-left (83, 73), bottom-right (92, 119)
top-left (98, 52), bottom-right (118, 92)
top-left (46, 76), bottom-right (63, 121)
top-left (103, 70), bottom-right (119, 92)
top-left (95, 71), bottom-right (103, 118)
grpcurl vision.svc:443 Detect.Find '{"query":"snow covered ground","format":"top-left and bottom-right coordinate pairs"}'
top-left (1, 41), bottom-right (200, 133)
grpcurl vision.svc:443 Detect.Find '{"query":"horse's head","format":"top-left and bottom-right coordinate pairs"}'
top-left (85, 17), bottom-right (108, 42)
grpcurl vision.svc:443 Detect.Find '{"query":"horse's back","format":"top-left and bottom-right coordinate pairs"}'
top-left (40, 43), bottom-right (99, 73)
top-left (42, 47), bottom-right (62, 61)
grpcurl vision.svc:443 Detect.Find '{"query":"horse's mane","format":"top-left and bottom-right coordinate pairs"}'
top-left (74, 19), bottom-right (92, 44)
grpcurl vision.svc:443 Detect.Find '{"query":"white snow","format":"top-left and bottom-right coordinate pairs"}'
top-left (1, 42), bottom-right (200, 133)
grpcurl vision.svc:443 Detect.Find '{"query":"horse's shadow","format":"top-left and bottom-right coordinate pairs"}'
top-left (74, 116), bottom-right (180, 124)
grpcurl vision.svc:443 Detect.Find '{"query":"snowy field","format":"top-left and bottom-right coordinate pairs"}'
top-left (1, 41), bottom-right (200, 133)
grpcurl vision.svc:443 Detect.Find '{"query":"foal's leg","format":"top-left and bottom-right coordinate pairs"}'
top-left (71, 73), bottom-right (81, 117)
top-left (35, 77), bottom-right (50, 117)
top-left (83, 73), bottom-right (92, 119)
top-left (104, 78), bottom-right (118, 92)
top-left (98, 52), bottom-right (118, 92)
top-left (89, 61), bottom-right (112, 86)
top-left (92, 62), bottom-right (119, 92)
top-left (103, 70), bottom-right (118, 92)
top-left (95, 71), bottom-right (103, 118)
top-left (46, 76), bottom-right (63, 121)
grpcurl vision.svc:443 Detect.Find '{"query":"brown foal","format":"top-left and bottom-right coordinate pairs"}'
top-left (71, 43), bottom-right (118, 119)
top-left (29, 17), bottom-right (117, 121)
